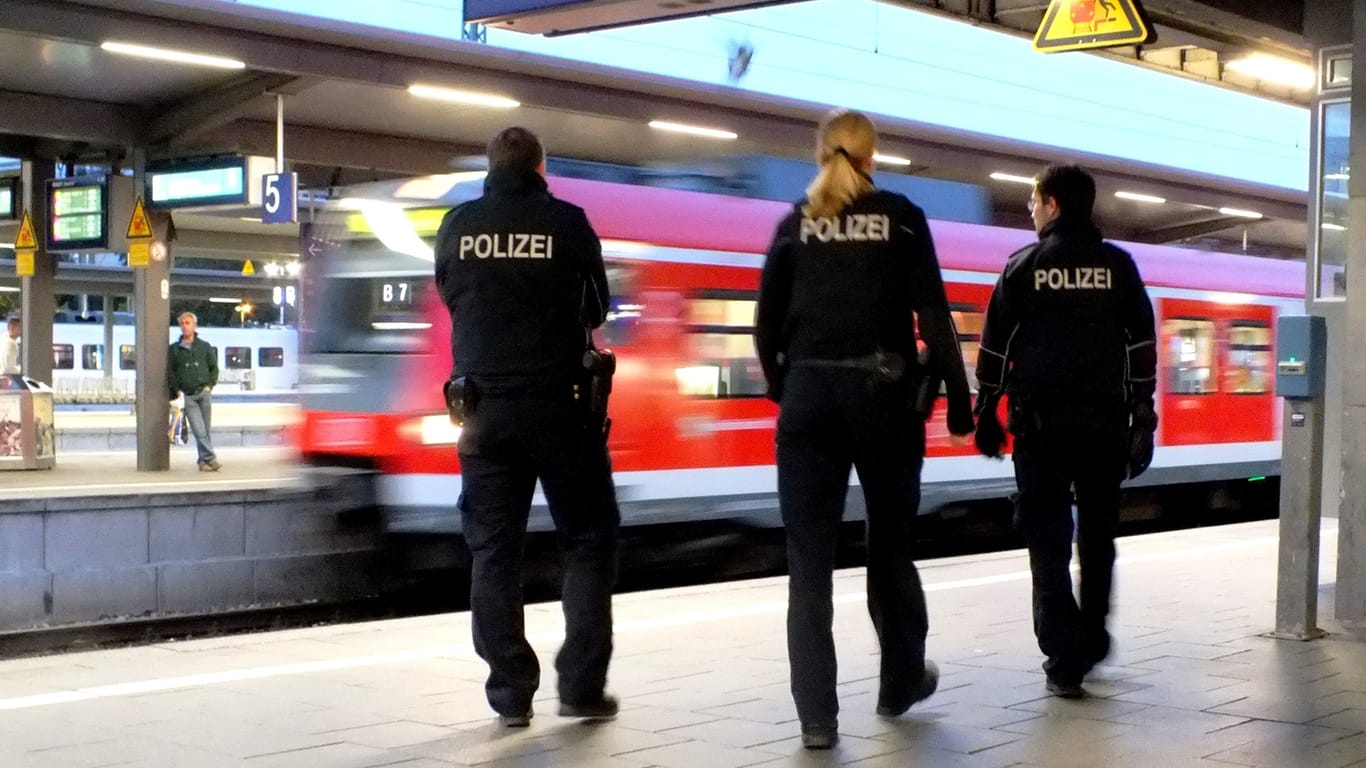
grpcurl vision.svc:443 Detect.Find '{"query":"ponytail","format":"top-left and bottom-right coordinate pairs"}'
top-left (801, 110), bottom-right (878, 219)
top-left (802, 150), bottom-right (873, 219)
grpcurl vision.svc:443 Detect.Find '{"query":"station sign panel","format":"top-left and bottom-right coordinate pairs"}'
top-left (46, 176), bottom-right (109, 252)
top-left (262, 172), bottom-right (298, 224)
top-left (146, 156), bottom-right (274, 210)
top-left (0, 177), bottom-right (16, 221)
top-left (464, 0), bottom-right (774, 35)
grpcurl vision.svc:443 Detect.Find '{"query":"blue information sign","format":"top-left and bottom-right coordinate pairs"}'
top-left (262, 172), bottom-right (297, 224)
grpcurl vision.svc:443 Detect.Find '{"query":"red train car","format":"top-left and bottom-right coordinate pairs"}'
top-left (297, 173), bottom-right (1303, 536)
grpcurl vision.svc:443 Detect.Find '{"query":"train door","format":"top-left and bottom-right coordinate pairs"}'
top-left (1157, 298), bottom-right (1276, 446)
top-left (925, 282), bottom-right (993, 455)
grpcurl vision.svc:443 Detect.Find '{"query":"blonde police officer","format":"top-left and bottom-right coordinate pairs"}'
top-left (755, 109), bottom-right (975, 750)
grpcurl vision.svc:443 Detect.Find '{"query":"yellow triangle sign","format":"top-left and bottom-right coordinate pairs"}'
top-left (14, 211), bottom-right (37, 250)
top-left (1034, 0), bottom-right (1154, 53)
top-left (241, 259), bottom-right (256, 276)
top-left (126, 196), bottom-right (153, 239)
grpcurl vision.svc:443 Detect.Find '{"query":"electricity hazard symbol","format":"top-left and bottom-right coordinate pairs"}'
top-left (13, 211), bottom-right (37, 250)
top-left (241, 259), bottom-right (256, 276)
top-left (126, 197), bottom-right (153, 239)
top-left (1034, 0), bottom-right (1154, 53)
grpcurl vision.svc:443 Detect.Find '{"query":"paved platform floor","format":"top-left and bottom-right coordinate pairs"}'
top-left (0, 519), bottom-right (1362, 767)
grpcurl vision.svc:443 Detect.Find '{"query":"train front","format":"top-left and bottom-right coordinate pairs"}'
top-left (295, 174), bottom-right (484, 547)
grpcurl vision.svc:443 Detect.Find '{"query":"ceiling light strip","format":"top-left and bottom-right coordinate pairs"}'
top-left (648, 120), bottom-right (738, 140)
top-left (100, 41), bottom-right (245, 70)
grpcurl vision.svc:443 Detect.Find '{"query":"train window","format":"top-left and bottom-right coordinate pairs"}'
top-left (82, 344), bottom-right (103, 370)
top-left (680, 294), bottom-right (765, 398)
top-left (951, 307), bottom-right (985, 392)
top-left (225, 347), bottom-right (252, 369)
top-left (678, 333), bottom-right (767, 398)
top-left (1162, 318), bottom-right (1215, 394)
top-left (119, 345), bottom-right (136, 370)
top-left (52, 344), bottom-right (73, 370)
top-left (599, 261), bottom-right (639, 348)
top-left (1223, 323), bottom-right (1271, 394)
top-left (259, 347), bottom-right (285, 368)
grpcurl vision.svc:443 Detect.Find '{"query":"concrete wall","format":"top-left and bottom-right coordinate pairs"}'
top-left (0, 486), bottom-right (379, 632)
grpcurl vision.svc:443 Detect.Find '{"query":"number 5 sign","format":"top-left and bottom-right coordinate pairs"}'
top-left (262, 172), bottom-right (298, 224)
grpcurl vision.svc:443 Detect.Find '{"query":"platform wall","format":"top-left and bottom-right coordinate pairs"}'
top-left (0, 485), bottom-right (379, 633)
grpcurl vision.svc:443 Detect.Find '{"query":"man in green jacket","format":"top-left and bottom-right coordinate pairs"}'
top-left (168, 312), bottom-right (220, 471)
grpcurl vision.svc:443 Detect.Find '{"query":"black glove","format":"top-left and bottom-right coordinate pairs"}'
top-left (974, 391), bottom-right (1004, 459)
top-left (1126, 402), bottom-right (1158, 479)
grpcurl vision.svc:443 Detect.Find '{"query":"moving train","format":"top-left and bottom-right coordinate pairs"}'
top-left (46, 319), bottom-right (298, 402)
top-left (295, 171), bottom-right (1302, 539)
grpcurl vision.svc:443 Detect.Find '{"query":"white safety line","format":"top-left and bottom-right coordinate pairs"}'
top-left (0, 525), bottom-right (1329, 712)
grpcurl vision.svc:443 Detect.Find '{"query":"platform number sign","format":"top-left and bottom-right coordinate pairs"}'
top-left (262, 172), bottom-right (297, 224)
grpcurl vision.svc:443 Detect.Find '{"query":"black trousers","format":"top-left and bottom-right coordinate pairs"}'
top-left (1010, 403), bottom-right (1127, 685)
top-left (776, 366), bottom-right (929, 727)
top-left (458, 393), bottom-right (620, 717)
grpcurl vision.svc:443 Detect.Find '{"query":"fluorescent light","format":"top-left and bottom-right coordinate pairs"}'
top-left (372, 321), bottom-right (434, 330)
top-left (209, 297), bottom-right (242, 304)
top-left (0, 287), bottom-right (18, 293)
top-left (873, 153), bottom-right (912, 167)
top-left (1225, 54), bottom-right (1315, 89)
top-left (648, 120), bottom-right (738, 140)
top-left (101, 41), bottom-right (245, 70)
top-left (408, 84), bottom-right (519, 109)
top-left (1115, 191), bottom-right (1166, 204)
top-left (1210, 292), bottom-right (1256, 305)
top-left (1219, 207), bottom-right (1263, 219)
top-left (1326, 173), bottom-right (1350, 180)
top-left (990, 172), bottom-right (1035, 185)
top-left (1322, 222), bottom-right (1347, 231)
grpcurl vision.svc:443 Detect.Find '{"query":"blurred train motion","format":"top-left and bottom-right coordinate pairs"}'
top-left (296, 164), bottom-right (1301, 550)
top-left (47, 316), bottom-right (298, 403)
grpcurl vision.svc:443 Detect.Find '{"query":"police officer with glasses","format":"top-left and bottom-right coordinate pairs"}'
top-left (973, 164), bottom-right (1157, 699)
top-left (755, 108), bottom-right (975, 750)
top-left (434, 126), bottom-right (620, 728)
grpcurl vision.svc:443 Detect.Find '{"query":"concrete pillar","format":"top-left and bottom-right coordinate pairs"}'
top-left (1337, 0), bottom-right (1366, 622)
top-left (19, 160), bottom-right (54, 384)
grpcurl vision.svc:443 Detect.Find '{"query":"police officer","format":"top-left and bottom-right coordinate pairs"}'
top-left (434, 126), bottom-right (620, 728)
top-left (973, 164), bottom-right (1157, 699)
top-left (755, 109), bottom-right (975, 750)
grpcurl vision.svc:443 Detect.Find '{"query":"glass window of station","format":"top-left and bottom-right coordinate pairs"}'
top-left (1316, 47), bottom-right (1352, 300)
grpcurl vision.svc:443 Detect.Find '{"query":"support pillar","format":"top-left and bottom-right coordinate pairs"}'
top-left (1338, 0), bottom-right (1366, 623)
top-left (19, 160), bottom-right (54, 384)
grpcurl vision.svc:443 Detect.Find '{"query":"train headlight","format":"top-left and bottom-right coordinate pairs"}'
top-left (401, 414), bottom-right (463, 445)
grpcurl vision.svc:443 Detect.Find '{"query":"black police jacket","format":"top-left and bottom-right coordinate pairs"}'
top-left (434, 169), bottom-right (610, 386)
top-left (975, 217), bottom-right (1157, 411)
top-left (754, 189), bottom-right (974, 436)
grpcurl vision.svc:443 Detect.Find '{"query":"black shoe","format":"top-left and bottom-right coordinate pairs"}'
top-left (1045, 677), bottom-right (1086, 699)
top-left (801, 723), bottom-right (838, 750)
top-left (498, 710), bottom-right (532, 728)
top-left (558, 694), bottom-right (618, 720)
top-left (877, 660), bottom-right (940, 717)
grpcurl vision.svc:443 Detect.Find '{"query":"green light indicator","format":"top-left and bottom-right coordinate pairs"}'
top-left (1248, 475), bottom-right (1267, 482)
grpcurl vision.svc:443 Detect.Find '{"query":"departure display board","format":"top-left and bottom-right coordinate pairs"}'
top-left (0, 178), bottom-right (15, 221)
top-left (147, 157), bottom-right (248, 208)
top-left (47, 177), bottom-right (108, 252)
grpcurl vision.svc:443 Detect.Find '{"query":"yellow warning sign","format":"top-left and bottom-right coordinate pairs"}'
top-left (14, 211), bottom-right (37, 250)
top-left (1034, 0), bottom-right (1154, 53)
top-left (126, 197), bottom-right (153, 239)
top-left (15, 250), bottom-right (33, 278)
top-left (128, 240), bottom-right (150, 268)
top-left (241, 259), bottom-right (256, 276)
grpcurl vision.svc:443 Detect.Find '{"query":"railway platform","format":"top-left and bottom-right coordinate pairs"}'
top-left (1, 519), bottom-right (1361, 767)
